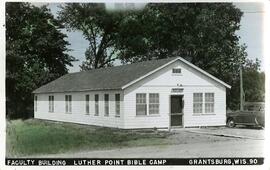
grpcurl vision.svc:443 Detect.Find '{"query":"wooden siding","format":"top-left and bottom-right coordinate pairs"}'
top-left (123, 60), bottom-right (226, 129)
top-left (35, 90), bottom-right (124, 128)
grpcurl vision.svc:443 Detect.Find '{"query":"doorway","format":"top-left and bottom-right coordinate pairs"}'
top-left (170, 95), bottom-right (184, 127)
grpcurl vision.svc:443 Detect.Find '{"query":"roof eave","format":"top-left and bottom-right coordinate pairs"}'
top-left (225, 84), bottom-right (232, 89)
top-left (33, 87), bottom-right (122, 94)
top-left (122, 57), bottom-right (231, 90)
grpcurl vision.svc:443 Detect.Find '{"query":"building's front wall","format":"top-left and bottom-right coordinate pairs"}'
top-left (123, 60), bottom-right (227, 129)
top-left (34, 90), bottom-right (124, 128)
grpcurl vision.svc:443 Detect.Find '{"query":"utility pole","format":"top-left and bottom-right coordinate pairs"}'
top-left (240, 66), bottom-right (244, 111)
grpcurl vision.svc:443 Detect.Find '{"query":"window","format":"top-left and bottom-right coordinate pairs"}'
top-left (172, 68), bottom-right (182, 74)
top-left (205, 93), bottom-right (214, 113)
top-left (104, 94), bottom-right (109, 116)
top-left (149, 93), bottom-right (159, 115)
top-left (34, 96), bottom-right (37, 112)
top-left (65, 95), bottom-right (72, 113)
top-left (49, 96), bottom-right (54, 112)
top-left (115, 94), bottom-right (120, 117)
top-left (95, 94), bottom-right (99, 116)
top-left (193, 93), bottom-right (203, 114)
top-left (136, 93), bottom-right (147, 115)
top-left (85, 95), bottom-right (89, 114)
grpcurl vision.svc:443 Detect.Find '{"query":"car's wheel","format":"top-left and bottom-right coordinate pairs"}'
top-left (254, 117), bottom-right (264, 129)
top-left (227, 118), bottom-right (235, 128)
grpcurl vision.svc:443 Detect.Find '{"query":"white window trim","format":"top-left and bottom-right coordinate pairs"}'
top-left (136, 93), bottom-right (147, 116)
top-left (94, 94), bottom-right (99, 116)
top-left (85, 94), bottom-right (90, 115)
top-left (172, 68), bottom-right (182, 76)
top-left (104, 94), bottom-right (109, 116)
top-left (149, 93), bottom-right (160, 115)
top-left (34, 96), bottom-right (37, 112)
top-left (49, 95), bottom-right (54, 113)
top-left (136, 93), bottom-right (160, 117)
top-left (193, 92), bottom-right (216, 115)
top-left (193, 93), bottom-right (203, 115)
top-left (205, 93), bottom-right (215, 114)
top-left (65, 95), bottom-right (72, 114)
top-left (115, 94), bottom-right (120, 117)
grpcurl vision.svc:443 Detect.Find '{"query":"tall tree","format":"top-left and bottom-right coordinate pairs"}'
top-left (6, 2), bottom-right (76, 118)
top-left (115, 3), bottom-right (247, 110)
top-left (58, 3), bottom-right (254, 110)
top-left (242, 59), bottom-right (265, 102)
top-left (58, 3), bottom-right (131, 70)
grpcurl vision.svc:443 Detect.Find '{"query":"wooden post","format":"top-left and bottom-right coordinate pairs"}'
top-left (240, 67), bottom-right (244, 111)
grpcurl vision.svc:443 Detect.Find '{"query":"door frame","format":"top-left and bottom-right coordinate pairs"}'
top-left (169, 94), bottom-right (184, 129)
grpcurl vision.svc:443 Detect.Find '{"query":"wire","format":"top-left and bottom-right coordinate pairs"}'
top-left (241, 11), bottom-right (265, 13)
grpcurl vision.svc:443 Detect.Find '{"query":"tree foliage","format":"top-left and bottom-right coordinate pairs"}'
top-left (116, 3), bottom-right (247, 85)
top-left (117, 3), bottom-right (264, 110)
top-left (6, 2), bottom-right (76, 118)
top-left (242, 59), bottom-right (265, 102)
top-left (13, 2), bottom-right (263, 113)
top-left (59, 3), bottom-right (250, 109)
top-left (58, 3), bottom-right (130, 70)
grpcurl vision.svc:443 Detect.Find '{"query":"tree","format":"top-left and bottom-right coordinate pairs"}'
top-left (242, 59), bottom-right (265, 102)
top-left (6, 2), bottom-right (76, 118)
top-left (58, 3), bottom-right (133, 70)
top-left (115, 3), bottom-right (247, 110)
top-left (58, 3), bottom-right (257, 110)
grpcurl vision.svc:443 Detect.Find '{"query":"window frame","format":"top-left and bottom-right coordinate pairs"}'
top-left (149, 93), bottom-right (159, 115)
top-left (193, 93), bottom-right (203, 114)
top-left (115, 94), bottom-right (120, 117)
top-left (104, 94), bottom-right (109, 116)
top-left (172, 68), bottom-right (182, 75)
top-left (48, 95), bottom-right (54, 113)
top-left (205, 93), bottom-right (215, 114)
top-left (34, 96), bottom-right (37, 112)
top-left (65, 95), bottom-right (72, 113)
top-left (85, 94), bottom-right (90, 115)
top-left (94, 94), bottom-right (99, 116)
top-left (136, 93), bottom-right (147, 116)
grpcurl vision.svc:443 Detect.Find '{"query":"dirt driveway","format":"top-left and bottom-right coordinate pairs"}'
top-left (183, 127), bottom-right (265, 140)
top-left (30, 127), bottom-right (264, 158)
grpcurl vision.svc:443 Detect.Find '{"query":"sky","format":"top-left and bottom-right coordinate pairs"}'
top-left (45, 2), bottom-right (265, 73)
top-left (234, 2), bottom-right (264, 67)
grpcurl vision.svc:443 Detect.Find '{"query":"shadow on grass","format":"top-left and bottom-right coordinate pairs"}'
top-left (231, 125), bottom-right (264, 130)
top-left (6, 119), bottom-right (170, 157)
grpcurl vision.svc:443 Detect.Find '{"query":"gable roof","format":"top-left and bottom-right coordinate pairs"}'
top-left (33, 57), bottom-right (231, 94)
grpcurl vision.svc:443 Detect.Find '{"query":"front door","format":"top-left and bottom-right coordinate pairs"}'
top-left (170, 95), bottom-right (184, 127)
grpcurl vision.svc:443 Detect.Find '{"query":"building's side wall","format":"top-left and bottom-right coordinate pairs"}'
top-left (123, 60), bottom-right (227, 129)
top-left (34, 90), bottom-right (124, 128)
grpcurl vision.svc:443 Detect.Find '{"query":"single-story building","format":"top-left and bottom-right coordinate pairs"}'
top-left (33, 57), bottom-right (231, 129)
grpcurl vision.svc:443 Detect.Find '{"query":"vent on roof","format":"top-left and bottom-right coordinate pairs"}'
top-left (172, 68), bottom-right (182, 74)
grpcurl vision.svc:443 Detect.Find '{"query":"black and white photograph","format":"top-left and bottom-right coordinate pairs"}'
top-left (1, 0), bottom-right (269, 168)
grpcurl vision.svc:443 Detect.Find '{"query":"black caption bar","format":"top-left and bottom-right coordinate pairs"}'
top-left (6, 158), bottom-right (264, 166)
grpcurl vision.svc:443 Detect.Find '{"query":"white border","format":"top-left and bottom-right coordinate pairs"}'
top-left (0, 1), bottom-right (269, 170)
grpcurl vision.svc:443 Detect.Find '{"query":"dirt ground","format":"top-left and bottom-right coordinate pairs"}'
top-left (36, 139), bottom-right (263, 158)
top-left (28, 127), bottom-right (265, 158)
top-left (183, 126), bottom-right (264, 140)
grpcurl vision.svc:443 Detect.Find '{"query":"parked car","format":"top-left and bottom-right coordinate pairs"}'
top-left (226, 103), bottom-right (265, 128)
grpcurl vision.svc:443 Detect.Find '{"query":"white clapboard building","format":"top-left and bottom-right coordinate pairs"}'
top-left (33, 57), bottom-right (231, 129)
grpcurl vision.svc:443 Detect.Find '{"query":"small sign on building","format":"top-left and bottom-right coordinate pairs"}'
top-left (171, 88), bottom-right (184, 93)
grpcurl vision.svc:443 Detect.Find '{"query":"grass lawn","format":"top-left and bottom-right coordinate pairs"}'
top-left (6, 119), bottom-right (170, 157)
